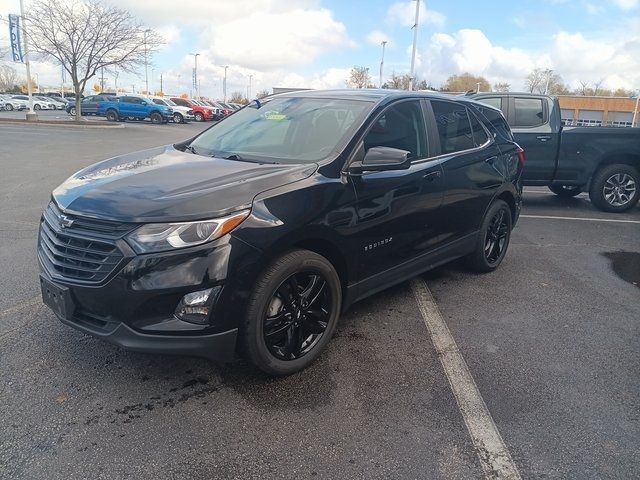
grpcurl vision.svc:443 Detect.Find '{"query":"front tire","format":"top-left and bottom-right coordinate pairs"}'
top-left (194, 112), bottom-right (204, 122)
top-left (466, 200), bottom-right (512, 273)
top-left (105, 109), bottom-right (119, 122)
top-left (172, 112), bottom-right (184, 124)
top-left (6, 104), bottom-right (13, 111)
top-left (589, 164), bottom-right (639, 213)
top-left (69, 107), bottom-right (76, 116)
top-left (241, 250), bottom-right (342, 376)
top-left (549, 185), bottom-right (582, 198)
top-left (34, 104), bottom-right (41, 111)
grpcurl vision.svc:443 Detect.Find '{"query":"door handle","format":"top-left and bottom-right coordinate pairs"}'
top-left (537, 135), bottom-right (551, 142)
top-left (423, 171), bottom-right (441, 181)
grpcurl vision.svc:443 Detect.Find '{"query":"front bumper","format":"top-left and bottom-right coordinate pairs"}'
top-left (38, 224), bottom-right (263, 361)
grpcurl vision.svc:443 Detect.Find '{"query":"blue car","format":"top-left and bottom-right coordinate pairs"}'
top-left (97, 96), bottom-right (173, 124)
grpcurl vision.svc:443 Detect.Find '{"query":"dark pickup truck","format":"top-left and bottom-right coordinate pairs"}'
top-left (472, 93), bottom-right (640, 212)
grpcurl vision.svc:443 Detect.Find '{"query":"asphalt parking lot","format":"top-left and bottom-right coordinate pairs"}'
top-left (0, 121), bottom-right (638, 480)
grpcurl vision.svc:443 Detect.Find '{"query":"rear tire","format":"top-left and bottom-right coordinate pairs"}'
top-left (69, 107), bottom-right (76, 116)
top-left (589, 164), bottom-right (639, 213)
top-left (466, 200), bottom-right (512, 273)
top-left (105, 109), bottom-right (119, 122)
top-left (549, 185), bottom-right (582, 198)
top-left (34, 104), bottom-right (41, 111)
top-left (241, 250), bottom-right (341, 376)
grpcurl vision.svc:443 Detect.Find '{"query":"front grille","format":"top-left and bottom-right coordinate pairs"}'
top-left (39, 202), bottom-right (134, 283)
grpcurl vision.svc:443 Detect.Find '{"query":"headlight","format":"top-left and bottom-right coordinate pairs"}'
top-left (126, 210), bottom-right (250, 253)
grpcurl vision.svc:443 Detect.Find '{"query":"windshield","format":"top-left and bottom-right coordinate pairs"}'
top-left (189, 96), bottom-right (373, 163)
top-left (163, 98), bottom-right (177, 106)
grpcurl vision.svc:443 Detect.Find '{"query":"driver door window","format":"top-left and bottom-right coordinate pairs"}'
top-left (363, 101), bottom-right (427, 160)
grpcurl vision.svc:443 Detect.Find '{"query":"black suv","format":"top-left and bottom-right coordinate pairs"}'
top-left (39, 90), bottom-right (524, 375)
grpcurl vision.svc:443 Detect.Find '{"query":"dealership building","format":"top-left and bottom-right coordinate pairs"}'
top-left (558, 95), bottom-right (638, 127)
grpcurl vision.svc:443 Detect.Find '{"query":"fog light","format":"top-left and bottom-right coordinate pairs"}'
top-left (174, 287), bottom-right (217, 325)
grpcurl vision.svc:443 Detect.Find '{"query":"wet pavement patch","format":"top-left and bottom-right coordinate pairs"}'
top-left (602, 251), bottom-right (640, 289)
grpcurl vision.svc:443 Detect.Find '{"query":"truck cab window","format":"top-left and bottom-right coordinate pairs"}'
top-left (514, 98), bottom-right (545, 127)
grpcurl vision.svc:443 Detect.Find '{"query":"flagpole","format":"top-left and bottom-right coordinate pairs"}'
top-left (20, 0), bottom-right (37, 119)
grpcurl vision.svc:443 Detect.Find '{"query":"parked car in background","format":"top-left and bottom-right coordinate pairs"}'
top-left (36, 96), bottom-right (66, 110)
top-left (217, 102), bottom-right (235, 117)
top-left (472, 92), bottom-right (640, 212)
top-left (65, 95), bottom-right (116, 116)
top-left (199, 100), bottom-right (224, 120)
top-left (39, 89), bottom-right (523, 375)
top-left (12, 95), bottom-right (55, 110)
top-left (150, 96), bottom-right (194, 123)
top-left (228, 103), bottom-right (243, 110)
top-left (0, 94), bottom-right (27, 111)
top-left (169, 97), bottom-right (214, 122)
top-left (97, 95), bottom-right (173, 123)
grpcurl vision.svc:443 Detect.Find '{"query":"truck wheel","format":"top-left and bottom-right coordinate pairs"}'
top-left (194, 112), bottom-right (204, 122)
top-left (172, 112), bottom-right (184, 124)
top-left (589, 164), bottom-right (639, 213)
top-left (105, 109), bottom-right (119, 122)
top-left (549, 185), bottom-right (582, 198)
top-left (466, 200), bottom-right (512, 273)
top-left (241, 249), bottom-right (341, 376)
top-left (150, 112), bottom-right (163, 124)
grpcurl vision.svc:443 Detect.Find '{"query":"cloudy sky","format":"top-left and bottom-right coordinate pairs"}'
top-left (1, 0), bottom-right (639, 98)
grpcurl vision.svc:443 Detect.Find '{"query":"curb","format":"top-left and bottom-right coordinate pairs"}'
top-left (0, 119), bottom-right (125, 129)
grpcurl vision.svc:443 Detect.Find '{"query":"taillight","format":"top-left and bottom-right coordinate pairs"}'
top-left (516, 147), bottom-right (526, 166)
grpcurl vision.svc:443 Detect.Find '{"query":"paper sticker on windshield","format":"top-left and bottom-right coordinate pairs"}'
top-left (263, 111), bottom-right (288, 121)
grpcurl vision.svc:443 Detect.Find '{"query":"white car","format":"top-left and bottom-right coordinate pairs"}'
top-left (36, 96), bottom-right (66, 110)
top-left (12, 95), bottom-right (55, 110)
top-left (149, 96), bottom-right (194, 123)
top-left (0, 94), bottom-right (27, 111)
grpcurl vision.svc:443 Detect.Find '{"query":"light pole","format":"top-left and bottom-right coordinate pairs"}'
top-left (35, 73), bottom-right (39, 93)
top-left (409, 0), bottom-right (421, 91)
top-left (144, 29), bottom-right (151, 95)
top-left (544, 69), bottom-right (553, 95)
top-left (248, 74), bottom-right (253, 99)
top-left (632, 92), bottom-right (640, 128)
top-left (190, 53), bottom-right (200, 98)
top-left (223, 66), bottom-right (229, 102)
top-left (476, 82), bottom-right (481, 93)
top-left (379, 40), bottom-right (387, 88)
top-left (19, 0), bottom-right (36, 119)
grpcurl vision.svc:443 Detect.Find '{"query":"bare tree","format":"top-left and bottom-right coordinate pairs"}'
top-left (525, 69), bottom-right (546, 93)
top-left (25, 0), bottom-right (162, 120)
top-left (229, 91), bottom-right (248, 104)
top-left (256, 89), bottom-right (271, 99)
top-left (382, 72), bottom-right (431, 90)
top-left (348, 66), bottom-right (373, 89)
top-left (0, 65), bottom-right (19, 91)
top-left (578, 80), bottom-right (591, 96)
top-left (442, 73), bottom-right (490, 93)
top-left (493, 82), bottom-right (510, 92)
top-left (592, 78), bottom-right (606, 96)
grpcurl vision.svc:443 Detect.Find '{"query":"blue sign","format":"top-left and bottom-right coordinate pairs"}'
top-left (8, 14), bottom-right (24, 63)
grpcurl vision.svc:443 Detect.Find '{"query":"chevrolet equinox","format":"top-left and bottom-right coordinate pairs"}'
top-left (39, 90), bottom-right (524, 375)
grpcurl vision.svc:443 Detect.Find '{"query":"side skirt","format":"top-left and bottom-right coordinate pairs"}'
top-left (343, 232), bottom-right (478, 309)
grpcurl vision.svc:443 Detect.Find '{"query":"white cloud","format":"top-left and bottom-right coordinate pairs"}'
top-left (202, 8), bottom-right (353, 70)
top-left (387, 1), bottom-right (446, 29)
top-left (366, 30), bottom-right (391, 46)
top-left (610, 0), bottom-right (639, 10)
top-left (418, 27), bottom-right (640, 91)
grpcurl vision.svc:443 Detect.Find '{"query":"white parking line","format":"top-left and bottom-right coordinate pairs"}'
top-left (410, 278), bottom-right (522, 480)
top-left (520, 214), bottom-right (640, 224)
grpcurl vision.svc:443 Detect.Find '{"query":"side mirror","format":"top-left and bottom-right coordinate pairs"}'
top-left (360, 146), bottom-right (412, 172)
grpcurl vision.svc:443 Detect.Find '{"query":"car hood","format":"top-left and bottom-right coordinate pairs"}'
top-left (172, 105), bottom-right (193, 114)
top-left (53, 145), bottom-right (317, 223)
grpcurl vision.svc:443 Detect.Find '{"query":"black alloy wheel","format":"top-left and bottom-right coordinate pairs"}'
top-left (263, 272), bottom-right (331, 361)
top-left (484, 208), bottom-right (510, 266)
top-left (242, 249), bottom-right (341, 375)
top-left (466, 199), bottom-right (512, 272)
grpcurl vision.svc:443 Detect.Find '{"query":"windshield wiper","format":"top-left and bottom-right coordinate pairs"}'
top-left (184, 144), bottom-right (198, 155)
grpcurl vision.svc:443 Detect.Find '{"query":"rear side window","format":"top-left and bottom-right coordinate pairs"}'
top-left (473, 105), bottom-right (514, 142)
top-left (469, 112), bottom-right (489, 146)
top-left (514, 97), bottom-right (545, 127)
top-left (431, 100), bottom-right (474, 154)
